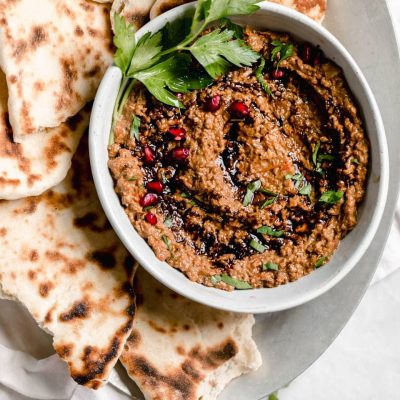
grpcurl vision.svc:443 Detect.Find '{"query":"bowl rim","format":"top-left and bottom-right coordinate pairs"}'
top-left (89, 1), bottom-right (389, 314)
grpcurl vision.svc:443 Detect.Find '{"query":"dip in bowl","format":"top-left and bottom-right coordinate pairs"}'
top-left (90, 2), bottom-right (388, 313)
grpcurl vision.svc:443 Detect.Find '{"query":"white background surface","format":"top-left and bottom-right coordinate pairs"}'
top-left (0, 1), bottom-right (399, 400)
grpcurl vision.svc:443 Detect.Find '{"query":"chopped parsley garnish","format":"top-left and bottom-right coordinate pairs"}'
top-left (130, 116), bottom-right (141, 140)
top-left (271, 39), bottom-right (294, 69)
top-left (127, 176), bottom-right (138, 181)
top-left (319, 190), bottom-right (343, 204)
top-left (250, 238), bottom-right (267, 253)
top-left (211, 274), bottom-right (252, 290)
top-left (261, 196), bottom-right (278, 209)
top-left (286, 173), bottom-right (312, 197)
top-left (352, 158), bottom-right (360, 165)
top-left (315, 256), bottom-right (327, 268)
top-left (262, 262), bottom-right (279, 271)
top-left (164, 217), bottom-right (173, 228)
top-left (268, 393), bottom-right (279, 400)
top-left (161, 235), bottom-right (173, 258)
top-left (318, 154), bottom-right (335, 162)
top-left (312, 142), bottom-right (321, 165)
top-left (243, 179), bottom-right (262, 206)
top-left (255, 57), bottom-right (272, 95)
top-left (299, 184), bottom-right (312, 197)
top-left (257, 226), bottom-right (284, 238)
top-left (285, 173), bottom-right (303, 188)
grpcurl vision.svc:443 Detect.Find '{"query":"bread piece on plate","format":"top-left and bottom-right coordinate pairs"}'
top-left (149, 0), bottom-right (327, 22)
top-left (120, 268), bottom-right (262, 400)
top-left (0, 0), bottom-right (113, 142)
top-left (0, 70), bottom-right (89, 200)
top-left (0, 140), bottom-right (136, 389)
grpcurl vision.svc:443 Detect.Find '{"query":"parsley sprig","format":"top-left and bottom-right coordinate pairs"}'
top-left (111, 0), bottom-right (263, 142)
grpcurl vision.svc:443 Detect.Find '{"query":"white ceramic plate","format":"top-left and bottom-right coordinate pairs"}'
top-left (89, 3), bottom-right (389, 314)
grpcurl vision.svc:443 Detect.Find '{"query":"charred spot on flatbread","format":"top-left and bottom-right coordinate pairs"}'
top-left (60, 301), bottom-right (90, 321)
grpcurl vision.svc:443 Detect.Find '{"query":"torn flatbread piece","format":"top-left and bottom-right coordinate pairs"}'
top-left (0, 140), bottom-right (136, 389)
top-left (111, 0), bottom-right (157, 31)
top-left (0, 70), bottom-right (89, 200)
top-left (149, 0), bottom-right (327, 22)
top-left (0, 0), bottom-right (113, 142)
top-left (120, 268), bottom-right (262, 400)
top-left (268, 0), bottom-right (327, 22)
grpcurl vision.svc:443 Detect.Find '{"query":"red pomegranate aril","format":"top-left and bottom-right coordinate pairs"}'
top-left (143, 146), bottom-right (155, 164)
top-left (312, 49), bottom-right (322, 66)
top-left (301, 43), bottom-right (313, 63)
top-left (171, 147), bottom-right (189, 161)
top-left (272, 69), bottom-right (285, 79)
top-left (204, 95), bottom-right (221, 112)
top-left (144, 212), bottom-right (157, 225)
top-left (140, 193), bottom-right (158, 207)
top-left (168, 127), bottom-right (186, 141)
top-left (230, 101), bottom-right (249, 119)
top-left (146, 181), bottom-right (164, 194)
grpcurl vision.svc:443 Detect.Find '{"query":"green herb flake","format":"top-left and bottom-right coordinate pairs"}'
top-left (127, 176), bottom-right (138, 181)
top-left (271, 39), bottom-right (294, 69)
top-left (257, 226), bottom-right (284, 238)
top-left (255, 57), bottom-right (272, 96)
top-left (250, 238), bottom-right (267, 253)
top-left (211, 275), bottom-right (222, 285)
top-left (268, 393), bottom-right (279, 400)
top-left (352, 158), bottom-right (360, 165)
top-left (312, 141), bottom-right (321, 165)
top-left (318, 154), bottom-right (335, 162)
top-left (262, 262), bottom-right (279, 271)
top-left (315, 256), bottom-right (327, 268)
top-left (164, 217), bottom-right (173, 228)
top-left (285, 173), bottom-right (303, 188)
top-left (161, 235), bottom-right (171, 249)
top-left (299, 184), bottom-right (312, 197)
top-left (220, 274), bottom-right (253, 290)
top-left (129, 116), bottom-right (141, 140)
top-left (261, 196), bottom-right (278, 209)
top-left (243, 179), bottom-right (262, 207)
top-left (319, 190), bottom-right (344, 204)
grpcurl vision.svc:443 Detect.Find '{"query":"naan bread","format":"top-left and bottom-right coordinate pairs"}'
top-left (0, 70), bottom-right (89, 200)
top-left (121, 268), bottom-right (262, 400)
top-left (0, 141), bottom-right (136, 389)
top-left (149, 0), bottom-right (327, 22)
top-left (268, 0), bottom-right (327, 22)
top-left (111, 0), bottom-right (157, 31)
top-left (0, 0), bottom-right (113, 142)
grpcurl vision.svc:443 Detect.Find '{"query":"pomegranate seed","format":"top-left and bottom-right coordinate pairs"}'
top-left (312, 49), bottom-right (322, 66)
top-left (272, 69), bottom-right (285, 79)
top-left (168, 127), bottom-right (186, 141)
top-left (144, 212), bottom-right (157, 225)
top-left (301, 43), bottom-right (313, 63)
top-left (204, 95), bottom-right (221, 112)
top-left (143, 146), bottom-right (155, 164)
top-left (230, 101), bottom-right (249, 119)
top-left (171, 147), bottom-right (189, 162)
top-left (139, 193), bottom-right (158, 207)
top-left (146, 181), bottom-right (164, 194)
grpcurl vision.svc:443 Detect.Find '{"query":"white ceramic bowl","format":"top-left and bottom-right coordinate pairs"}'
top-left (89, 2), bottom-right (389, 314)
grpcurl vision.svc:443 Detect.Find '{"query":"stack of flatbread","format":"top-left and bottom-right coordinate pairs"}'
top-left (0, 0), bottom-right (327, 398)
